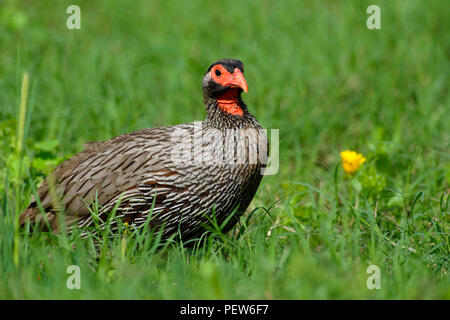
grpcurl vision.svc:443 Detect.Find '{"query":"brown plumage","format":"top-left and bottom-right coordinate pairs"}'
top-left (21, 58), bottom-right (267, 240)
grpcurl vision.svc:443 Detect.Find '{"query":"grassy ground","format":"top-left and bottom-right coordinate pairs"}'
top-left (0, 0), bottom-right (449, 299)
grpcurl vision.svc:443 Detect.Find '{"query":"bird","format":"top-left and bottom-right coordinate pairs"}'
top-left (20, 58), bottom-right (268, 241)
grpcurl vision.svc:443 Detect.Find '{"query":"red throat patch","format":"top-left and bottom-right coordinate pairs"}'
top-left (216, 89), bottom-right (244, 116)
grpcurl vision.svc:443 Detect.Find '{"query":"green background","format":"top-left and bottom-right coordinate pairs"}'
top-left (0, 0), bottom-right (448, 299)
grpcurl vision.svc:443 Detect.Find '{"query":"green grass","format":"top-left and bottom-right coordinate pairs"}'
top-left (0, 0), bottom-right (449, 299)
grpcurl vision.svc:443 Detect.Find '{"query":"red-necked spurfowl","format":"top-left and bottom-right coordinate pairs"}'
top-left (21, 58), bottom-right (268, 240)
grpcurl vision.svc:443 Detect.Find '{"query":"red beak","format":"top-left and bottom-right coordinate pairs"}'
top-left (227, 68), bottom-right (248, 93)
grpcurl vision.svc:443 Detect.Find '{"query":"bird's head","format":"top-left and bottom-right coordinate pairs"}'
top-left (202, 58), bottom-right (248, 117)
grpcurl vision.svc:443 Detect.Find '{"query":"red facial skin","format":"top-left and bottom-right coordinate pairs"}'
top-left (211, 64), bottom-right (248, 116)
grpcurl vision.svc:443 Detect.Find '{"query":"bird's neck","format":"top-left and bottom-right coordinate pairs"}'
top-left (204, 90), bottom-right (256, 129)
top-left (215, 88), bottom-right (244, 116)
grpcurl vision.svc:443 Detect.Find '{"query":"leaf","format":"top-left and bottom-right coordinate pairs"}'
top-left (33, 140), bottom-right (60, 152)
top-left (31, 157), bottom-right (62, 174)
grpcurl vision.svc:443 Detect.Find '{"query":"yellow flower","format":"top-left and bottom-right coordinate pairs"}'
top-left (124, 222), bottom-right (130, 235)
top-left (340, 150), bottom-right (366, 174)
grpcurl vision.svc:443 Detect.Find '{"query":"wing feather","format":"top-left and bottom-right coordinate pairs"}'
top-left (20, 125), bottom-right (194, 231)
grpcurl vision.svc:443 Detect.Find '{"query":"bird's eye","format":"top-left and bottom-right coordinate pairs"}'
top-left (215, 69), bottom-right (222, 77)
